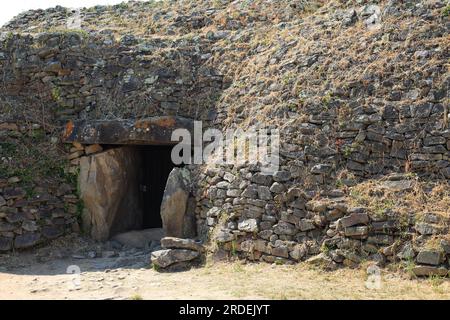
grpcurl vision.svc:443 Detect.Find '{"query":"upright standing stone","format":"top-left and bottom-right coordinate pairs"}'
top-left (79, 147), bottom-right (143, 241)
top-left (160, 168), bottom-right (191, 238)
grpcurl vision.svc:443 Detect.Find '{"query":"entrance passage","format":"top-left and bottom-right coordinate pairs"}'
top-left (71, 116), bottom-right (196, 242)
top-left (79, 144), bottom-right (180, 241)
top-left (140, 146), bottom-right (176, 229)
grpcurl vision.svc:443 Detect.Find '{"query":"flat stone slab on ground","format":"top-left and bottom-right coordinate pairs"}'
top-left (151, 249), bottom-right (200, 268)
top-left (112, 228), bottom-right (165, 248)
top-left (381, 180), bottom-right (414, 192)
top-left (416, 250), bottom-right (443, 266)
top-left (412, 266), bottom-right (448, 277)
top-left (160, 237), bottom-right (204, 252)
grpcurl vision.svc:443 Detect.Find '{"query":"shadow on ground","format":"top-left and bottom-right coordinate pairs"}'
top-left (0, 230), bottom-right (165, 276)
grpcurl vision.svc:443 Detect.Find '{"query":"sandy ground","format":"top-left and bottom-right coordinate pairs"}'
top-left (1, 256), bottom-right (450, 300)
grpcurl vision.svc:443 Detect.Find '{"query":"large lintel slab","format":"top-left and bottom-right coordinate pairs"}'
top-left (63, 116), bottom-right (194, 145)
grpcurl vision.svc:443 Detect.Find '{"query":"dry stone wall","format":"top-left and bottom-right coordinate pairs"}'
top-left (0, 30), bottom-right (224, 251)
top-left (0, 0), bottom-right (449, 276)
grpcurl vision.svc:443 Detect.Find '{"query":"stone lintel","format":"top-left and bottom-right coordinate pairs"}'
top-left (63, 116), bottom-right (194, 145)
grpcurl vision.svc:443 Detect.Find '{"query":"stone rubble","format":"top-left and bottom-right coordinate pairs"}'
top-left (151, 236), bottom-right (204, 269)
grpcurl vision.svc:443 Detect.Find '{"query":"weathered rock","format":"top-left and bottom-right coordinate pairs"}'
top-left (289, 244), bottom-right (307, 261)
top-left (161, 237), bottom-right (204, 252)
top-left (67, 150), bottom-right (84, 160)
top-left (238, 219), bottom-right (258, 233)
top-left (305, 253), bottom-right (335, 269)
top-left (79, 147), bottom-right (143, 241)
top-left (183, 197), bottom-right (197, 239)
top-left (271, 246), bottom-right (289, 258)
top-left (223, 172), bottom-right (236, 183)
top-left (258, 230), bottom-right (273, 240)
top-left (0, 237), bottom-right (12, 251)
top-left (415, 222), bottom-right (440, 235)
top-left (273, 171), bottom-right (290, 182)
top-left (253, 239), bottom-right (269, 254)
top-left (251, 173), bottom-right (273, 186)
top-left (440, 240), bottom-right (450, 255)
top-left (215, 229), bottom-right (235, 243)
top-left (151, 249), bottom-right (199, 268)
top-left (397, 243), bottom-right (416, 260)
top-left (342, 8), bottom-right (357, 26)
top-left (361, 4), bottom-right (381, 30)
top-left (382, 244), bottom-right (395, 256)
top-left (160, 168), bottom-right (191, 238)
top-left (44, 61), bottom-right (62, 73)
top-left (311, 164), bottom-right (332, 174)
top-left (338, 213), bottom-right (369, 229)
top-left (336, 249), bottom-right (362, 264)
top-left (325, 209), bottom-right (345, 221)
top-left (269, 182), bottom-right (285, 194)
top-left (239, 240), bottom-right (254, 253)
top-left (273, 221), bottom-right (296, 235)
top-left (344, 226), bottom-right (369, 238)
top-left (14, 233), bottom-right (40, 249)
top-left (0, 222), bottom-right (16, 232)
top-left (226, 189), bottom-right (240, 197)
top-left (0, 123), bottom-right (18, 131)
top-left (65, 117), bottom-right (194, 145)
top-left (84, 144), bottom-right (103, 155)
top-left (298, 219), bottom-right (315, 232)
top-left (257, 186), bottom-right (272, 200)
top-left (412, 266), bottom-right (448, 277)
top-left (306, 200), bottom-right (328, 212)
top-left (41, 226), bottom-right (64, 239)
top-left (2, 187), bottom-right (25, 200)
top-left (381, 180), bottom-right (414, 192)
top-left (416, 250), bottom-right (443, 266)
top-left (371, 220), bottom-right (398, 234)
top-left (22, 220), bottom-right (38, 232)
top-left (101, 250), bottom-right (118, 258)
top-left (423, 136), bottom-right (446, 146)
top-left (367, 235), bottom-right (394, 245)
top-left (241, 185), bottom-right (258, 198)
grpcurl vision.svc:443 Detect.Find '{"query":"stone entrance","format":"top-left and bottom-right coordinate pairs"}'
top-left (65, 117), bottom-right (195, 242)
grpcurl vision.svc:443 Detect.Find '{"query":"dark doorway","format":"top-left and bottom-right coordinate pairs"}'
top-left (139, 145), bottom-right (176, 229)
top-left (78, 143), bottom-right (182, 240)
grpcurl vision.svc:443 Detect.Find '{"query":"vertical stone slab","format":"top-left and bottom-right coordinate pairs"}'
top-left (183, 197), bottom-right (197, 238)
top-left (160, 168), bottom-right (191, 238)
top-left (79, 147), bottom-right (143, 241)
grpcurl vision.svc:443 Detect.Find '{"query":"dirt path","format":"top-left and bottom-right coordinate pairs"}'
top-left (1, 257), bottom-right (449, 300)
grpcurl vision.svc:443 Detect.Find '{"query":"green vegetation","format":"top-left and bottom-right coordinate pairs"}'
top-left (152, 264), bottom-right (160, 272)
top-left (404, 258), bottom-right (416, 277)
top-left (0, 132), bottom-right (74, 200)
top-left (231, 240), bottom-right (238, 256)
top-left (321, 92), bottom-right (332, 106)
top-left (232, 263), bottom-right (245, 272)
top-left (373, 199), bottom-right (395, 216)
top-left (130, 293), bottom-right (143, 300)
top-left (429, 274), bottom-right (445, 288)
top-left (342, 145), bottom-right (354, 158)
top-left (274, 259), bottom-right (285, 265)
top-left (320, 242), bottom-right (331, 254)
top-left (51, 87), bottom-right (61, 102)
